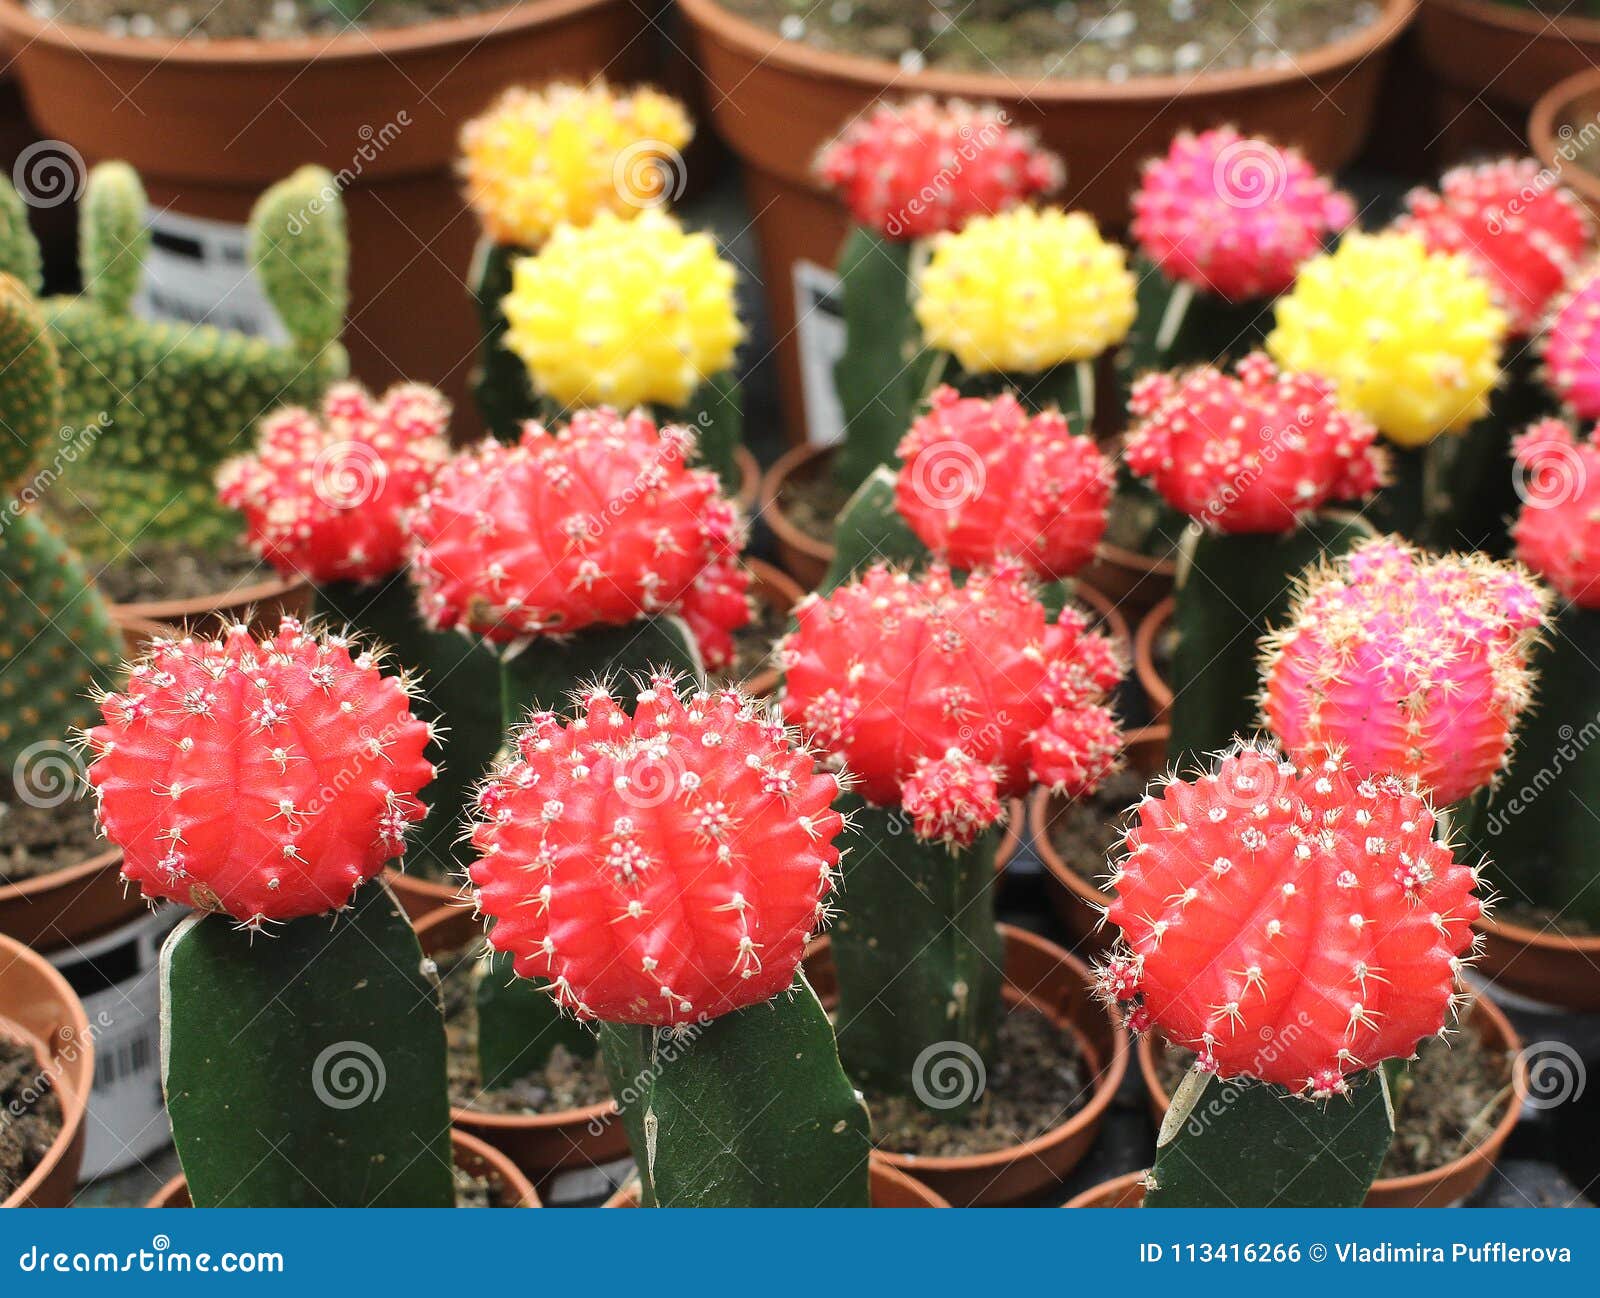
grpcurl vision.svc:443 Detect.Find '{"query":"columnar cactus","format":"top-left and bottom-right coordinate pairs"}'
top-left (468, 676), bottom-right (869, 1206)
top-left (1098, 743), bottom-right (1483, 1206)
top-left (1124, 353), bottom-right (1384, 761)
top-left (1, 163), bottom-right (350, 567)
top-left (1464, 421), bottom-right (1600, 927)
top-left (814, 97), bottom-right (1062, 490)
top-left (1398, 159), bottom-right (1593, 337)
top-left (779, 562), bottom-right (1121, 1111)
top-left (217, 383), bottom-right (498, 880)
top-left (915, 206), bottom-right (1136, 421)
top-left (1261, 536), bottom-right (1547, 807)
top-left (1130, 128), bottom-right (1352, 366)
top-left (87, 618), bottom-right (454, 1207)
top-left (0, 273), bottom-right (122, 784)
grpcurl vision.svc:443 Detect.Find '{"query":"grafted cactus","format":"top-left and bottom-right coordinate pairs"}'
top-left (0, 162), bottom-right (350, 566)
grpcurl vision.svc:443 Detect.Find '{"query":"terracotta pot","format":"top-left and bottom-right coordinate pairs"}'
top-left (110, 573), bottom-right (311, 639)
top-left (805, 923), bottom-right (1128, 1206)
top-left (145, 1127), bottom-right (540, 1207)
top-left (733, 444), bottom-right (760, 517)
top-left (413, 904), bottom-right (632, 1178)
top-left (1063, 1169), bottom-right (1147, 1208)
top-left (1134, 596), bottom-right (1174, 724)
top-left (1030, 724), bottom-right (1169, 951)
top-left (1078, 541), bottom-right (1177, 621)
top-left (0, 931), bottom-right (92, 1207)
top-left (0, 618), bottom-right (179, 950)
top-left (1418, 0), bottom-right (1600, 160)
top-left (0, 0), bottom-right (651, 426)
top-left (736, 557), bottom-right (803, 699)
top-left (1473, 911), bottom-right (1600, 1013)
top-left (603, 1159), bottom-right (949, 1206)
top-left (1530, 68), bottom-right (1600, 225)
top-left (676, 0), bottom-right (1415, 446)
top-left (1135, 993), bottom-right (1524, 1208)
top-left (761, 441), bottom-right (835, 591)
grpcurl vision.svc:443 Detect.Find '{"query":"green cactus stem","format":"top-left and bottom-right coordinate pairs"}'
top-left (1144, 1062), bottom-right (1396, 1207)
top-left (1168, 512), bottom-right (1374, 764)
top-left (1122, 256), bottom-right (1274, 375)
top-left (820, 465), bottom-right (926, 593)
top-left (829, 801), bottom-right (1003, 1120)
top-left (831, 227), bottom-right (935, 495)
top-left (0, 163), bottom-right (349, 566)
top-left (311, 575), bottom-right (501, 882)
top-left (0, 181), bottom-right (40, 293)
top-left (160, 878), bottom-right (455, 1207)
top-left (597, 972), bottom-right (871, 1206)
top-left (474, 948), bottom-right (599, 1082)
top-left (1464, 600), bottom-right (1600, 930)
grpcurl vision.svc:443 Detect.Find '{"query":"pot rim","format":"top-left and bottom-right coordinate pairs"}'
top-left (0, 0), bottom-right (622, 66)
top-left (677, 0), bottom-right (1417, 104)
top-left (1062, 1167), bottom-right (1146, 1207)
top-left (1093, 538), bottom-right (1179, 581)
top-left (109, 573), bottom-right (308, 629)
top-left (1530, 67), bottom-right (1600, 208)
top-left (739, 556), bottom-right (804, 699)
top-left (1474, 908), bottom-right (1600, 955)
top-left (760, 440), bottom-right (835, 567)
top-left (0, 932), bottom-right (93, 1209)
top-left (145, 1126), bottom-right (543, 1206)
top-left (602, 1158), bottom-right (951, 1206)
top-left (1134, 991), bottom-right (1525, 1197)
top-left (0, 843), bottom-right (123, 908)
top-left (1133, 595), bottom-right (1175, 714)
top-left (1427, 0), bottom-right (1600, 43)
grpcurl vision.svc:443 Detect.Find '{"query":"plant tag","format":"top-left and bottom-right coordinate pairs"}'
top-left (135, 207), bottom-right (289, 343)
top-left (791, 259), bottom-right (847, 446)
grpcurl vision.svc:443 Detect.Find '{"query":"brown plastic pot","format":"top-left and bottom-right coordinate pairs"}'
top-left (0, 931), bottom-right (92, 1207)
top-left (1530, 68), bottom-right (1600, 225)
top-left (805, 923), bottom-right (1128, 1206)
top-left (1133, 596), bottom-right (1175, 724)
top-left (677, 0), bottom-right (1415, 446)
top-left (1030, 724), bottom-right (1169, 952)
top-left (413, 904), bottom-right (633, 1179)
top-left (737, 557), bottom-right (803, 699)
top-left (145, 1127), bottom-right (540, 1207)
top-left (1418, 0), bottom-right (1600, 160)
top-left (603, 1159), bottom-right (949, 1206)
top-left (0, 0), bottom-right (651, 426)
top-left (0, 618), bottom-right (179, 950)
top-left (110, 573), bottom-right (311, 640)
top-left (1134, 993), bottom-right (1524, 1208)
top-left (1473, 911), bottom-right (1600, 1013)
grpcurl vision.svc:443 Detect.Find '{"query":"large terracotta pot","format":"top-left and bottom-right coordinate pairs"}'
top-left (1531, 68), bottom-right (1600, 225)
top-left (0, 931), bottom-right (92, 1207)
top-left (1126, 993), bottom-right (1524, 1208)
top-left (110, 573), bottom-right (310, 640)
top-left (413, 904), bottom-right (633, 1179)
top-left (676, 0), bottom-right (1416, 445)
top-left (0, 0), bottom-right (652, 426)
top-left (805, 924), bottom-right (1128, 1207)
top-left (1473, 910), bottom-right (1600, 1013)
top-left (1418, 0), bottom-right (1600, 160)
top-left (603, 1159), bottom-right (949, 1206)
top-left (146, 1127), bottom-right (540, 1207)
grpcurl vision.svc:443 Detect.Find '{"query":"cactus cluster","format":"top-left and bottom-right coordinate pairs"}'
top-left (0, 163), bottom-right (350, 566)
top-left (892, 385), bottom-right (1111, 578)
top-left (1131, 127), bottom-right (1354, 303)
top-left (1125, 352), bottom-right (1385, 534)
top-left (0, 274), bottom-right (122, 780)
top-left (86, 617), bottom-right (433, 924)
top-left (815, 96), bottom-right (1061, 241)
top-left (1398, 158), bottom-right (1593, 336)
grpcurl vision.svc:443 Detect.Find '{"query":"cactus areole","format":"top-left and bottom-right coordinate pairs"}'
top-left (87, 618), bottom-right (434, 924)
top-left (1099, 743), bottom-right (1483, 1098)
top-left (470, 676), bottom-right (847, 1026)
top-left (780, 562), bottom-right (1123, 848)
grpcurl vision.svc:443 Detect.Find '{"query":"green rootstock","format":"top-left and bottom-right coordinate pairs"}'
top-left (1144, 1063), bottom-right (1396, 1208)
top-left (821, 465), bottom-right (927, 593)
top-left (160, 879), bottom-right (455, 1207)
top-left (474, 948), bottom-right (598, 1078)
top-left (313, 576), bottom-right (500, 882)
top-left (1123, 257), bottom-right (1274, 375)
top-left (1169, 512), bottom-right (1374, 765)
top-left (597, 972), bottom-right (871, 1207)
top-left (1466, 601), bottom-right (1600, 930)
top-left (830, 799), bottom-right (1003, 1120)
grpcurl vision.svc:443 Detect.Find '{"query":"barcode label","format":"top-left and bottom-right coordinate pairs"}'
top-left (93, 1029), bottom-right (154, 1091)
top-left (792, 260), bottom-right (847, 446)
top-left (136, 207), bottom-right (290, 343)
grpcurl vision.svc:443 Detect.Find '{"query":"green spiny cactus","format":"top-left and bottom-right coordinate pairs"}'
top-left (0, 162), bottom-right (350, 567)
top-left (0, 182), bottom-right (40, 294)
top-left (161, 879), bottom-right (456, 1207)
top-left (0, 274), bottom-right (121, 782)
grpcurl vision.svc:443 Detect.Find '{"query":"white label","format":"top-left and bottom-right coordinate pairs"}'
top-left (136, 208), bottom-right (289, 343)
top-left (49, 906), bottom-right (186, 1178)
top-left (791, 259), bottom-right (847, 446)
